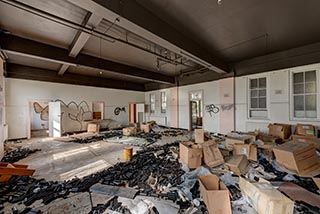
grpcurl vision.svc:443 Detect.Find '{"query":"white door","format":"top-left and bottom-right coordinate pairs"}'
top-left (49, 102), bottom-right (61, 137)
top-left (136, 103), bottom-right (145, 123)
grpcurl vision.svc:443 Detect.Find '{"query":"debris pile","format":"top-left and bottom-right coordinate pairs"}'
top-left (0, 143), bottom-right (191, 213)
top-left (1, 148), bottom-right (41, 163)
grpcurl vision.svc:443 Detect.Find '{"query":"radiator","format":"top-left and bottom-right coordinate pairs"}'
top-left (245, 121), bottom-right (269, 133)
top-left (149, 116), bottom-right (167, 126)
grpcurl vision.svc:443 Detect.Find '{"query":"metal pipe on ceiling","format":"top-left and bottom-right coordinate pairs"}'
top-left (0, 0), bottom-right (195, 69)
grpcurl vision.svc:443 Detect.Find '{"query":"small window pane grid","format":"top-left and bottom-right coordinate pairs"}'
top-left (249, 77), bottom-right (267, 118)
top-left (293, 70), bottom-right (317, 118)
top-left (161, 92), bottom-right (167, 113)
top-left (150, 93), bottom-right (155, 113)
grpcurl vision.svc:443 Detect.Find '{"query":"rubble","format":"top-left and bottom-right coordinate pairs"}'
top-left (1, 148), bottom-right (41, 163)
top-left (2, 124), bottom-right (320, 214)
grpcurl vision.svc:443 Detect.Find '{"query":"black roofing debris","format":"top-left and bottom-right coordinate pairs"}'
top-left (1, 128), bottom-right (319, 214)
top-left (1, 148), bottom-right (41, 163)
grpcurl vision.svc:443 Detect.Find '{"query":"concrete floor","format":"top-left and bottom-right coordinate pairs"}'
top-left (14, 138), bottom-right (140, 181)
top-left (1, 132), bottom-right (192, 213)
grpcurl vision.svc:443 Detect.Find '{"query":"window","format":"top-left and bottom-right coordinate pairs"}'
top-left (161, 92), bottom-right (167, 113)
top-left (150, 93), bottom-right (155, 113)
top-left (293, 70), bottom-right (317, 118)
top-left (249, 77), bottom-right (268, 118)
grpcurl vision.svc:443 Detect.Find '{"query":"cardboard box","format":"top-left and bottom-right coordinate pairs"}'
top-left (220, 148), bottom-right (231, 157)
top-left (257, 134), bottom-right (283, 144)
top-left (258, 143), bottom-right (277, 159)
top-left (268, 123), bottom-right (292, 139)
top-left (87, 123), bottom-right (100, 133)
top-left (273, 141), bottom-right (320, 176)
top-left (202, 142), bottom-right (224, 167)
top-left (122, 127), bottom-right (137, 136)
top-left (244, 131), bottom-right (259, 141)
top-left (312, 177), bottom-right (320, 189)
top-left (194, 129), bottom-right (207, 143)
top-left (224, 155), bottom-right (248, 175)
top-left (295, 124), bottom-right (316, 136)
top-left (140, 123), bottom-right (151, 133)
top-left (233, 144), bottom-right (257, 161)
top-left (239, 177), bottom-right (294, 214)
top-left (225, 134), bottom-right (252, 150)
top-left (198, 175), bottom-right (232, 214)
top-left (179, 142), bottom-right (203, 169)
top-left (292, 134), bottom-right (320, 150)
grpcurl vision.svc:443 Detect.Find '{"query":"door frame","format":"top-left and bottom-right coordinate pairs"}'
top-left (188, 90), bottom-right (204, 130)
top-left (27, 99), bottom-right (50, 139)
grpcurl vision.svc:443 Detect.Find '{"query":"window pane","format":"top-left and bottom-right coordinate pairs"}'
top-left (306, 111), bottom-right (317, 118)
top-left (294, 111), bottom-right (305, 118)
top-left (251, 90), bottom-right (258, 98)
top-left (305, 82), bottom-right (316, 93)
top-left (294, 83), bottom-right (304, 94)
top-left (251, 98), bottom-right (258, 108)
top-left (259, 89), bottom-right (266, 97)
top-left (306, 95), bottom-right (316, 110)
top-left (259, 78), bottom-right (266, 88)
top-left (293, 72), bottom-right (304, 83)
top-left (259, 97), bottom-right (266, 108)
top-left (305, 71), bottom-right (316, 82)
top-left (250, 79), bottom-right (258, 89)
top-left (294, 95), bottom-right (304, 111)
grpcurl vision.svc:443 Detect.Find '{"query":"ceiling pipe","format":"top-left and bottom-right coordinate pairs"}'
top-left (0, 0), bottom-right (197, 70)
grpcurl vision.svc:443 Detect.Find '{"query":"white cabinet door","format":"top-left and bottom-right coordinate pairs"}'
top-left (49, 102), bottom-right (61, 137)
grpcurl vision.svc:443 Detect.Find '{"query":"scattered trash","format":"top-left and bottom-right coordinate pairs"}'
top-left (1, 148), bottom-right (41, 163)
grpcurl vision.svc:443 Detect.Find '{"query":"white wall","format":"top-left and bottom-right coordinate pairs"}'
top-left (235, 63), bottom-right (320, 133)
top-left (5, 78), bottom-right (145, 139)
top-left (0, 59), bottom-right (5, 159)
top-left (145, 80), bottom-right (232, 133)
top-left (146, 62), bottom-right (320, 134)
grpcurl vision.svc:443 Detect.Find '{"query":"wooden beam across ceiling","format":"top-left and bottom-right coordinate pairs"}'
top-left (67, 0), bottom-right (229, 74)
top-left (0, 33), bottom-right (176, 84)
top-left (6, 63), bottom-right (146, 91)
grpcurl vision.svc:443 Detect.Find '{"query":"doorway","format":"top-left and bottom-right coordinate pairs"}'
top-left (128, 103), bottom-right (145, 124)
top-left (29, 100), bottom-right (50, 138)
top-left (92, 101), bottom-right (104, 120)
top-left (189, 90), bottom-right (203, 130)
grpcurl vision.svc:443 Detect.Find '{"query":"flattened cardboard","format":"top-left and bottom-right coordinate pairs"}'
top-left (122, 127), bottom-right (137, 136)
top-left (268, 123), bottom-right (292, 139)
top-left (179, 142), bottom-right (203, 169)
top-left (273, 141), bottom-right (320, 176)
top-left (224, 155), bottom-right (248, 175)
top-left (292, 134), bottom-right (320, 150)
top-left (278, 182), bottom-right (320, 208)
top-left (194, 129), bottom-right (207, 143)
top-left (199, 175), bottom-right (231, 214)
top-left (295, 124), bottom-right (315, 136)
top-left (239, 177), bottom-right (294, 214)
top-left (233, 144), bottom-right (257, 161)
top-left (202, 142), bottom-right (224, 167)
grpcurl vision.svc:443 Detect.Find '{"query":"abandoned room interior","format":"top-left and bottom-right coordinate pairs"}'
top-left (1, 0), bottom-right (320, 213)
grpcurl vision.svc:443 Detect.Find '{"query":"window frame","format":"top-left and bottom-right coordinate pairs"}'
top-left (160, 91), bottom-right (167, 114)
top-left (150, 93), bottom-right (156, 114)
top-left (247, 76), bottom-right (269, 119)
top-left (289, 66), bottom-right (320, 121)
